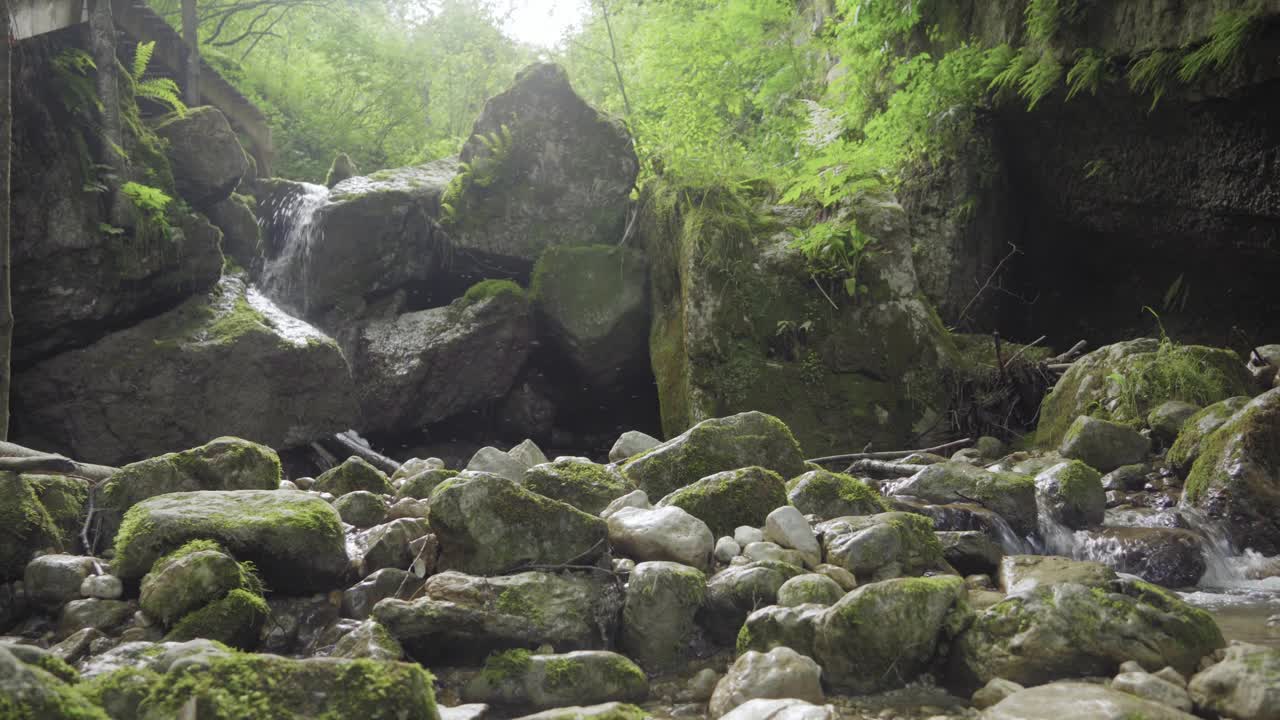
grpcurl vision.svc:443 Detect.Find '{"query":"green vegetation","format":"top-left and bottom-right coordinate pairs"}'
top-left (461, 279), bottom-right (526, 305)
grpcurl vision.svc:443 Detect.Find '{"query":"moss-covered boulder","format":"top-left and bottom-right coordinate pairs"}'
top-left (657, 466), bottom-right (787, 538)
top-left (951, 578), bottom-right (1224, 689)
top-left (620, 561), bottom-right (706, 672)
top-left (463, 650), bottom-right (647, 710)
top-left (818, 512), bottom-right (944, 581)
top-left (165, 588), bottom-right (269, 650)
top-left (1179, 387), bottom-right (1280, 554)
top-left (113, 490), bottom-right (347, 593)
top-left (153, 106), bottom-right (249, 209)
top-left (984, 682), bottom-right (1200, 720)
top-left (0, 473), bottom-right (88, 581)
top-left (776, 574), bottom-right (846, 607)
top-left (1033, 460), bottom-right (1104, 531)
top-left (621, 411), bottom-right (805, 500)
top-left (349, 290), bottom-right (532, 433)
top-left (530, 245), bottom-right (650, 386)
top-left (787, 470), bottom-right (888, 520)
top-left (395, 469), bottom-right (457, 500)
top-left (1058, 416), bottom-right (1151, 472)
top-left (98, 437), bottom-right (281, 543)
top-left (333, 491), bottom-right (388, 528)
top-left (735, 604), bottom-right (827, 659)
top-left (887, 461), bottom-right (1037, 536)
top-left (139, 541), bottom-right (249, 627)
top-left (523, 458), bottom-right (629, 514)
top-left (331, 620), bottom-right (403, 661)
top-left (442, 63), bottom-right (637, 273)
top-left (373, 570), bottom-right (617, 663)
top-left (698, 561), bottom-right (806, 645)
top-left (1034, 339), bottom-right (1252, 449)
top-left (709, 647), bottom-right (824, 719)
top-left (1166, 396), bottom-right (1251, 474)
top-left (640, 181), bottom-right (955, 456)
top-left (15, 275), bottom-right (359, 466)
top-left (428, 472), bottom-right (608, 575)
top-left (998, 555), bottom-right (1116, 594)
top-left (314, 457), bottom-right (393, 497)
top-left (0, 643), bottom-right (108, 719)
top-left (513, 702), bottom-right (648, 720)
top-left (1188, 642), bottom-right (1280, 720)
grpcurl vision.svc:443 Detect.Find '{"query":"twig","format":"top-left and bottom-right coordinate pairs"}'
top-left (1002, 335), bottom-right (1046, 370)
top-left (1046, 363), bottom-right (1074, 372)
top-left (1046, 339), bottom-right (1087, 365)
top-left (809, 437), bottom-right (973, 465)
top-left (843, 459), bottom-right (926, 478)
top-left (326, 431), bottom-right (402, 474)
top-left (811, 275), bottom-right (839, 310)
top-left (957, 243), bottom-right (1021, 323)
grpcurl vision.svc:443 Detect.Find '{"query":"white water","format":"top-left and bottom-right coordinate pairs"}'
top-left (259, 182), bottom-right (330, 315)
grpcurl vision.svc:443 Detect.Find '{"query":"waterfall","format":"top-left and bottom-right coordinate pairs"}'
top-left (1180, 508), bottom-right (1280, 589)
top-left (259, 182), bottom-right (330, 316)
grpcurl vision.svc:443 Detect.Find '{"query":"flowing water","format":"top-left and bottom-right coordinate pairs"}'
top-left (259, 182), bottom-right (331, 315)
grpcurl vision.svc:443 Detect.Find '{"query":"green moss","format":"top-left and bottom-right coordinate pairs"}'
top-left (0, 665), bottom-right (108, 720)
top-left (462, 279), bottom-right (526, 305)
top-left (495, 588), bottom-right (545, 625)
top-left (166, 589), bottom-right (269, 649)
top-left (78, 666), bottom-right (162, 719)
top-left (0, 472), bottom-right (68, 579)
top-left (661, 466), bottom-right (788, 537)
top-left (887, 514), bottom-right (944, 567)
top-left (523, 460), bottom-right (627, 514)
top-left (1053, 460), bottom-right (1103, 508)
top-left (30, 654), bottom-right (80, 684)
top-left (478, 649), bottom-right (533, 685)
top-left (1183, 396), bottom-right (1277, 504)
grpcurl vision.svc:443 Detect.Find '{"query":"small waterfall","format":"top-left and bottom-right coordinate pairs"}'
top-left (1180, 508), bottom-right (1280, 589)
top-left (259, 182), bottom-right (330, 315)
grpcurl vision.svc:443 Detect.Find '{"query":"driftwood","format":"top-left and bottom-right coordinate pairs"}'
top-left (1046, 340), bottom-right (1087, 365)
top-left (324, 431), bottom-right (402, 474)
top-left (843, 459), bottom-right (927, 478)
top-left (0, 441), bottom-right (118, 482)
top-left (809, 437), bottom-right (973, 466)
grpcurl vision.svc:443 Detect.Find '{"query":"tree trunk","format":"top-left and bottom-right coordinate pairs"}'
top-left (181, 0), bottom-right (200, 105)
top-left (0, 0), bottom-right (13, 441)
top-left (88, 0), bottom-right (128, 225)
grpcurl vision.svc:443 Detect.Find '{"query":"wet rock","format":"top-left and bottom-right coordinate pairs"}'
top-left (207, 193), bottom-right (262, 270)
top-left (1101, 464), bottom-right (1149, 491)
top-left (524, 458), bottom-right (629, 514)
top-left (1059, 416), bottom-right (1152, 473)
top-left (620, 561), bottom-right (705, 672)
top-left (334, 490), bottom-right (388, 528)
top-left (971, 678), bottom-right (1023, 709)
top-left (658, 466), bottom-right (788, 538)
top-left (764, 506), bottom-right (820, 568)
top-left (153, 106), bottom-right (249, 208)
top-left (350, 518), bottom-right (430, 575)
top-left (818, 512), bottom-right (943, 581)
top-left (112, 490), bottom-right (347, 593)
top-left (984, 681), bottom-right (1198, 719)
top-left (998, 555), bottom-right (1116, 594)
top-left (609, 431), bottom-right (661, 463)
top-left (259, 593), bottom-right (340, 655)
top-left (80, 574), bottom-right (123, 600)
top-left (1112, 670), bottom-right (1193, 712)
top-left (786, 470), bottom-right (888, 521)
top-left (606, 506), bottom-right (714, 571)
top-left (1034, 460), bottom-right (1105, 530)
top-left (24, 555), bottom-right (96, 610)
top-left (1166, 396), bottom-right (1252, 473)
top-left (429, 472), bottom-right (608, 575)
top-left (139, 544), bottom-right (244, 626)
top-left (330, 620), bottom-right (403, 660)
top-left (699, 561), bottom-right (806, 645)
top-left (709, 647), bottom-right (824, 719)
top-left (720, 699), bottom-right (835, 720)
top-left (315, 457), bottom-right (393, 497)
top-left (342, 568), bottom-right (424, 621)
top-left (467, 448), bottom-right (530, 484)
top-left (888, 462), bottom-right (1038, 536)
top-left (1188, 642), bottom-right (1280, 720)
top-left (1076, 527), bottom-right (1206, 587)
top-left (58, 598), bottom-right (133, 638)
top-left (937, 531), bottom-right (1003, 577)
top-left (776, 574), bottom-right (845, 607)
top-left (464, 650), bottom-right (648, 710)
top-left (1148, 401), bottom-right (1201, 445)
top-left (0, 644), bottom-right (106, 719)
top-left (622, 412), bottom-right (806, 500)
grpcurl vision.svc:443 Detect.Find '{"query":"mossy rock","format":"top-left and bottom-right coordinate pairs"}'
top-left (512, 702), bottom-right (649, 720)
top-left (463, 650), bottom-right (648, 710)
top-left (139, 541), bottom-right (249, 627)
top-left (1180, 387), bottom-right (1280, 555)
top-left (657, 466), bottom-right (787, 538)
top-left (0, 644), bottom-right (108, 720)
top-left (314, 457), bottom-right (393, 497)
top-left (522, 458), bottom-right (630, 514)
top-left (113, 490), bottom-right (347, 593)
top-left (818, 512), bottom-right (944, 580)
top-left (427, 473), bottom-right (609, 575)
top-left (1188, 642), bottom-right (1280, 719)
top-left (165, 588), bottom-right (269, 650)
top-left (1166, 396), bottom-right (1251, 474)
top-left (1035, 339), bottom-right (1252, 449)
top-left (699, 561), bottom-right (806, 646)
top-left (623, 411), bottom-right (805, 501)
top-left (1033, 460), bottom-right (1104, 530)
top-left (620, 561), bottom-right (706, 673)
top-left (0, 473), bottom-right (86, 581)
top-left (1058, 415), bottom-right (1151, 473)
top-left (888, 461), bottom-right (1038, 536)
top-left (395, 469), bottom-right (458, 500)
top-left (735, 603), bottom-right (826, 658)
top-left (787, 469), bottom-right (889, 520)
top-left (152, 106), bottom-right (249, 209)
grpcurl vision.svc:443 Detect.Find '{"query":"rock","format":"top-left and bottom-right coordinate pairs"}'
top-left (498, 374), bottom-right (558, 443)
top-left (764, 506), bottom-right (820, 567)
top-left (206, 193), bottom-right (262, 270)
top-left (601, 490), bottom-right (650, 519)
top-left (441, 704), bottom-right (491, 720)
top-left (606, 506), bottom-right (714, 571)
top-left (815, 576), bottom-right (969, 693)
top-left (719, 699), bottom-right (835, 720)
top-left (686, 669), bottom-right (720, 703)
top-left (24, 555), bottom-right (96, 610)
top-left (952, 578), bottom-right (1224, 688)
top-left (0, 474), bottom-right (89, 581)
top-left (256, 593), bottom-right (342, 656)
top-left (58, 598), bottom-right (133, 637)
top-left (428, 472), bottom-right (608, 575)
top-left (334, 490), bottom-right (388, 528)
top-left (620, 561), bottom-right (705, 672)
top-left (388, 497), bottom-right (431, 521)
top-left (524, 459), bottom-right (629, 514)
top-left (343, 568), bottom-right (424, 621)
top-left (609, 431), bottom-right (661, 463)
top-left (1180, 388), bottom-right (1280, 554)
top-left (80, 574), bottom-right (123, 600)
top-left (998, 555), bottom-right (1116, 594)
top-left (813, 564), bottom-right (857, 591)
top-left (786, 470), bottom-right (888, 521)
top-left (1249, 345), bottom-right (1280, 388)
top-left (1075, 527), bottom-right (1207, 587)
top-left (464, 650), bottom-right (647, 710)
top-left (0, 644), bottom-right (108, 719)
top-left (15, 276), bottom-right (358, 466)
top-left (937, 531), bottom-right (1003, 577)
top-left (352, 292), bottom-right (533, 434)
top-left (1148, 401), bottom-right (1201, 444)
top-left (443, 63), bottom-right (637, 272)
top-left (393, 457), bottom-right (445, 482)
top-left (622, 412), bottom-right (806, 500)
top-left (509, 439), bottom-right (550, 469)
top-left (715, 537), bottom-right (742, 563)
top-left (1059, 416), bottom-right (1152, 473)
top-left (325, 153), bottom-right (359, 188)
top-left (776, 574), bottom-right (845, 607)
top-left (1101, 464), bottom-right (1149, 491)
top-left (112, 490), bottom-right (347, 593)
top-left (736, 604), bottom-right (826, 659)
top-left (153, 107), bottom-right (249, 208)
top-left (742, 542), bottom-right (807, 568)
top-left (1154, 666), bottom-right (1188, 687)
top-left (49, 627), bottom-right (103, 663)
top-left (1034, 460), bottom-right (1105, 530)
top-left (531, 245), bottom-right (650, 385)
top-left (1112, 670), bottom-right (1193, 712)
top-left (985, 683), bottom-right (1199, 719)
top-left (657, 466), bottom-right (788, 538)
top-left (512, 702), bottom-right (648, 720)
top-left (164, 588), bottom-right (269, 649)
top-left (1188, 642), bottom-right (1280, 720)
top-left (1034, 339), bottom-right (1252, 449)
top-left (975, 436), bottom-right (1006, 459)
top-left (735, 527), bottom-right (765, 547)
top-left (331, 620), bottom-right (403, 660)
top-left (396, 469), bottom-right (458, 500)
top-left (1166, 396), bottom-right (1252, 473)
top-left (972, 678), bottom-right (1024, 710)
top-left (139, 543), bottom-right (245, 626)
top-left (374, 570), bottom-right (618, 662)
top-left (709, 647), bottom-right (824, 719)
top-left (467, 448), bottom-right (531, 484)
top-left (699, 561), bottom-right (806, 645)
top-left (818, 512), bottom-right (943, 581)
top-left (350, 519), bottom-right (431, 575)
top-left (888, 462), bottom-right (1038, 536)
top-left (315, 457), bottom-right (394, 497)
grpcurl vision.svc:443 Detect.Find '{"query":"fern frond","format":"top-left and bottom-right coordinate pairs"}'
top-left (1019, 52), bottom-right (1063, 109)
top-left (978, 44), bottom-right (1018, 82)
top-left (1024, 0), bottom-right (1082, 43)
top-left (1128, 50), bottom-right (1179, 111)
top-left (1066, 49), bottom-right (1107, 100)
top-left (1178, 8), bottom-right (1260, 82)
top-left (136, 78), bottom-right (188, 116)
top-left (989, 48), bottom-right (1036, 95)
top-left (132, 41), bottom-right (157, 82)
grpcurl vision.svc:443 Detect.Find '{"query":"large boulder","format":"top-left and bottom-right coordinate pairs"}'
top-left (14, 275), bottom-right (358, 466)
top-left (0, 473), bottom-right (89, 581)
top-left (1058, 416), bottom-right (1151, 473)
top-left (606, 506), bottom-right (714, 571)
top-left (699, 561), bottom-right (806, 645)
top-left (373, 570), bottom-right (618, 662)
top-left (314, 456), bottom-right (393, 497)
top-left (205, 193), bottom-right (262, 270)
top-left (463, 650), bottom-right (648, 710)
top-left (442, 63), bottom-right (637, 273)
top-left (1034, 460), bottom-right (1105, 531)
top-left (657, 466), bottom-right (788, 538)
top-left (530, 245), bottom-right (650, 386)
top-left (983, 682), bottom-right (1198, 720)
top-left (427, 473), bottom-right (608, 575)
top-left (1075, 527), bottom-right (1206, 587)
top-left (1166, 396), bottom-right (1251, 473)
top-left (1188, 642), bottom-right (1280, 720)
top-left (620, 561), bottom-right (706, 672)
top-left (153, 107), bottom-right (249, 209)
top-left (887, 462), bottom-right (1038, 536)
top-left (709, 647), bottom-right (824, 719)
top-left (786, 470), bottom-right (888, 521)
top-left (0, 644), bottom-right (108, 719)
top-left (139, 542), bottom-right (246, 627)
top-left (523, 458), bottom-right (629, 515)
top-left (112, 490), bottom-right (348, 593)
top-left (1035, 339), bottom-right (1252, 449)
top-left (622, 412), bottom-right (805, 500)
top-left (349, 290), bottom-right (533, 433)
top-left (1180, 387), bottom-right (1280, 554)
top-left (817, 512), bottom-right (943, 581)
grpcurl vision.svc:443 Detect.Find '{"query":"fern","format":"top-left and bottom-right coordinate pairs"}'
top-left (131, 41), bottom-right (187, 116)
top-left (52, 49), bottom-right (103, 116)
top-left (1019, 52), bottom-right (1063, 109)
top-left (1066, 49), bottom-right (1107, 101)
top-left (978, 44), bottom-right (1019, 83)
top-left (1128, 50), bottom-right (1180, 111)
top-left (989, 48), bottom-right (1036, 96)
top-left (1178, 8), bottom-right (1261, 83)
top-left (1024, 0), bottom-right (1082, 43)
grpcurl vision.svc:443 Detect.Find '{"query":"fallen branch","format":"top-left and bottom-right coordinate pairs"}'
top-left (1002, 335), bottom-right (1046, 370)
top-left (0, 441), bottom-right (118, 483)
top-left (809, 437), bottom-right (973, 466)
top-left (1046, 363), bottom-right (1074, 372)
top-left (843, 459), bottom-right (927, 478)
top-left (323, 431), bottom-right (401, 474)
top-left (1046, 339), bottom-right (1087, 365)
top-left (957, 243), bottom-right (1021, 324)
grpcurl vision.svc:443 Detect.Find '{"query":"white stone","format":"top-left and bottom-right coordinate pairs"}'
top-left (465, 447), bottom-right (526, 482)
top-left (734, 526), bottom-right (765, 547)
top-left (609, 431), bottom-right (662, 463)
top-left (719, 699), bottom-right (835, 720)
top-left (710, 647), bottom-right (825, 719)
top-left (607, 506), bottom-right (713, 571)
top-left (1112, 671), bottom-right (1193, 712)
top-left (743, 541), bottom-right (806, 568)
top-left (601, 489), bottom-right (650, 519)
top-left (764, 506), bottom-right (821, 567)
top-left (508, 439), bottom-right (550, 469)
top-left (714, 537), bottom-right (741, 564)
top-left (79, 575), bottom-right (123, 600)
